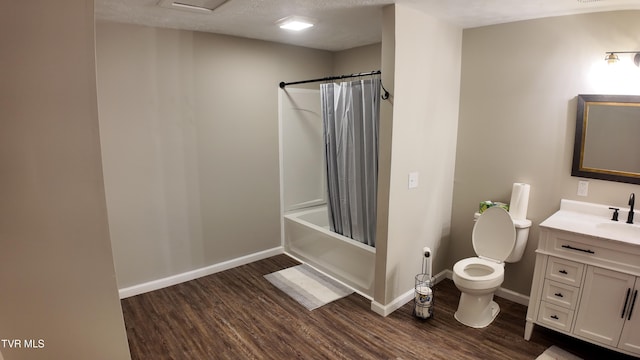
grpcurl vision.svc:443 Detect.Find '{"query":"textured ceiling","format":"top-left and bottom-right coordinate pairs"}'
top-left (95, 0), bottom-right (640, 51)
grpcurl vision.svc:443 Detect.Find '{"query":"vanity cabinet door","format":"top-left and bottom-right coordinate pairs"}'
top-left (573, 266), bottom-right (635, 347)
top-left (618, 282), bottom-right (640, 355)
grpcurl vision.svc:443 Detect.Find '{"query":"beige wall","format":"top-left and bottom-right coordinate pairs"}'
top-left (452, 10), bottom-right (640, 296)
top-left (333, 43), bottom-right (382, 75)
top-left (374, 5), bottom-right (396, 306)
top-left (95, 5), bottom-right (640, 313)
top-left (375, 5), bottom-right (462, 305)
top-left (0, 2), bottom-right (130, 360)
top-left (96, 21), bottom-right (334, 288)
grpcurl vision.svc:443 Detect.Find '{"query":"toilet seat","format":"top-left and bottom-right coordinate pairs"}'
top-left (472, 207), bottom-right (516, 262)
top-left (453, 257), bottom-right (504, 291)
top-left (453, 207), bottom-right (516, 290)
top-left (453, 257), bottom-right (504, 283)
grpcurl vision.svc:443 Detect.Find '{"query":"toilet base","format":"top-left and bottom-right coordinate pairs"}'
top-left (454, 292), bottom-right (500, 328)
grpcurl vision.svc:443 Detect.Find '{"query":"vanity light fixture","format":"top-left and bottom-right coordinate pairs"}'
top-left (605, 51), bottom-right (640, 67)
top-left (277, 16), bottom-right (315, 31)
top-left (605, 52), bottom-right (620, 64)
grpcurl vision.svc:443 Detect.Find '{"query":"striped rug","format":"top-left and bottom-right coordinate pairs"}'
top-left (264, 264), bottom-right (353, 310)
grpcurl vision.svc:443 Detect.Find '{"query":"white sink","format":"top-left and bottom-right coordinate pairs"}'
top-left (596, 222), bottom-right (640, 239)
top-left (539, 200), bottom-right (640, 245)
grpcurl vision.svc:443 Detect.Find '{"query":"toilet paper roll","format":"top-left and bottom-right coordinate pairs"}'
top-left (422, 247), bottom-right (431, 258)
top-left (509, 183), bottom-right (530, 220)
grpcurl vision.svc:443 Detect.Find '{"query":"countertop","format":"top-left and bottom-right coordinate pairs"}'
top-left (540, 199), bottom-right (640, 246)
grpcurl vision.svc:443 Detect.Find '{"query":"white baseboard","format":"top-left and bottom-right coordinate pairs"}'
top-left (370, 269), bottom-right (529, 316)
top-left (370, 289), bottom-right (414, 317)
top-left (118, 246), bottom-right (284, 299)
top-left (434, 269), bottom-right (451, 284)
top-left (118, 249), bottom-right (531, 309)
top-left (370, 269), bottom-right (449, 317)
top-left (496, 286), bottom-right (529, 306)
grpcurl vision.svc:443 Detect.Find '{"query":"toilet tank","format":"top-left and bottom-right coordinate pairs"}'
top-left (505, 219), bottom-right (531, 263)
top-left (474, 212), bottom-right (531, 263)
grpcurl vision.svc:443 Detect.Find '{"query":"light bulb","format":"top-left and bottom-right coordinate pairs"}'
top-left (605, 53), bottom-right (620, 65)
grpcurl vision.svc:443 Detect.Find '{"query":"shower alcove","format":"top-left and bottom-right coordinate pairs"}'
top-left (279, 87), bottom-right (375, 297)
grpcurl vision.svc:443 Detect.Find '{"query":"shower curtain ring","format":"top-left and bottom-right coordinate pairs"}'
top-left (380, 82), bottom-right (390, 100)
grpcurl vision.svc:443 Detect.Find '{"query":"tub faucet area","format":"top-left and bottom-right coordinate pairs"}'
top-left (627, 193), bottom-right (635, 224)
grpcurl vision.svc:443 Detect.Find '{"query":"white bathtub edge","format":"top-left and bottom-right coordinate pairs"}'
top-left (285, 251), bottom-right (373, 301)
top-left (284, 208), bottom-right (375, 254)
top-left (118, 246), bottom-right (284, 299)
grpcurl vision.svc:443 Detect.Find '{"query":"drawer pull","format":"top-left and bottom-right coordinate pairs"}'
top-left (622, 288), bottom-right (631, 319)
top-left (628, 290), bottom-right (638, 321)
top-left (550, 315), bottom-right (559, 320)
top-left (554, 292), bottom-right (564, 298)
top-left (559, 270), bottom-right (568, 275)
top-left (561, 244), bottom-right (595, 254)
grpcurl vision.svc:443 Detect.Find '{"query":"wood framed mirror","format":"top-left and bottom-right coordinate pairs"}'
top-left (572, 94), bottom-right (640, 185)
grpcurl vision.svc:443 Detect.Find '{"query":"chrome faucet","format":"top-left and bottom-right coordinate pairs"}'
top-left (627, 193), bottom-right (635, 224)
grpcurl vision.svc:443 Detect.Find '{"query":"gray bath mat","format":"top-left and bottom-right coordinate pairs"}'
top-left (264, 264), bottom-right (353, 310)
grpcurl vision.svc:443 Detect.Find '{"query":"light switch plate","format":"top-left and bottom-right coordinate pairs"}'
top-left (408, 172), bottom-right (419, 189)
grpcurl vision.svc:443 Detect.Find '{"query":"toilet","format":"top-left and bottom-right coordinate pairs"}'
top-left (452, 206), bottom-right (531, 328)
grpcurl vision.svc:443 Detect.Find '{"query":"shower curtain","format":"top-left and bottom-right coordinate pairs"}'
top-left (320, 78), bottom-right (380, 247)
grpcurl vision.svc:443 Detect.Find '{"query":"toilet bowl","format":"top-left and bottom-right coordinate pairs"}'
top-left (452, 206), bottom-right (530, 328)
top-left (453, 258), bottom-right (504, 293)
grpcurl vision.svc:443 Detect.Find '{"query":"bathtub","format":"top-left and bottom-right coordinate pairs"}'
top-left (283, 206), bottom-right (375, 297)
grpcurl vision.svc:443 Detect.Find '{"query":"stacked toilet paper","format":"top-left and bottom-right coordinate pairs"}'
top-left (509, 183), bottom-right (530, 220)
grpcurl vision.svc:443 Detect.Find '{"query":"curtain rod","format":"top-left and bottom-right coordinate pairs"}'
top-left (279, 70), bottom-right (389, 100)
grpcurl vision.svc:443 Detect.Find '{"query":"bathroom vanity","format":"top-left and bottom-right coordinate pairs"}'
top-left (525, 199), bottom-right (640, 357)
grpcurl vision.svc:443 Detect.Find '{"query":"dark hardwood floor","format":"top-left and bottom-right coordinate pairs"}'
top-left (121, 255), bottom-right (637, 359)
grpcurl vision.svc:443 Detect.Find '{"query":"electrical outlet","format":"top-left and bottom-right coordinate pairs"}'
top-left (577, 180), bottom-right (589, 197)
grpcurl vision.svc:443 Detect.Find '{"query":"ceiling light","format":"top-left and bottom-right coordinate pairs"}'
top-left (157, 0), bottom-right (227, 14)
top-left (277, 16), bottom-right (315, 31)
top-left (172, 2), bottom-right (212, 12)
top-left (605, 51), bottom-right (640, 66)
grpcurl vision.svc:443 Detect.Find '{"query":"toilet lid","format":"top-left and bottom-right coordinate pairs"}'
top-left (472, 206), bottom-right (516, 262)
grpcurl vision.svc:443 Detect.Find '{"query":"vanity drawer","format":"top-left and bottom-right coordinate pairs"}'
top-left (546, 257), bottom-right (584, 287)
top-left (538, 301), bottom-right (574, 333)
top-left (541, 279), bottom-right (580, 310)
top-left (542, 229), bottom-right (640, 275)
